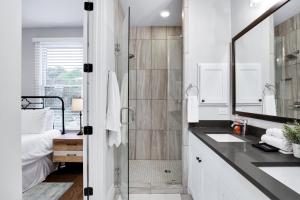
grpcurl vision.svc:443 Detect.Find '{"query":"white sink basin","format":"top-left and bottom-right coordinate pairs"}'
top-left (259, 166), bottom-right (300, 195)
top-left (206, 134), bottom-right (246, 142)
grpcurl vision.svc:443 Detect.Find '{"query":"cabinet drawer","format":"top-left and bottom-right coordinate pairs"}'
top-left (53, 140), bottom-right (83, 151)
top-left (53, 151), bottom-right (83, 163)
top-left (54, 151), bottom-right (83, 157)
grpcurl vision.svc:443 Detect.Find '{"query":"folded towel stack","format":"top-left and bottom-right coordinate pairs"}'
top-left (266, 128), bottom-right (285, 139)
top-left (261, 128), bottom-right (292, 153)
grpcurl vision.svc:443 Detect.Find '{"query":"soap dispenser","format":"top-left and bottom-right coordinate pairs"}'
top-left (232, 115), bottom-right (241, 135)
top-left (233, 123), bottom-right (241, 135)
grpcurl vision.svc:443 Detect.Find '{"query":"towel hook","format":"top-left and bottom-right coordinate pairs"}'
top-left (186, 84), bottom-right (199, 96)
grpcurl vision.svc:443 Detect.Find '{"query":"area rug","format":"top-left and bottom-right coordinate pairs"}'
top-left (23, 182), bottom-right (73, 200)
top-left (129, 194), bottom-right (181, 200)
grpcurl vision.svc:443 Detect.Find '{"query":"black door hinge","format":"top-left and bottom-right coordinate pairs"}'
top-left (84, 126), bottom-right (93, 135)
top-left (84, 2), bottom-right (94, 11)
top-left (84, 63), bottom-right (93, 73)
top-left (84, 187), bottom-right (93, 196)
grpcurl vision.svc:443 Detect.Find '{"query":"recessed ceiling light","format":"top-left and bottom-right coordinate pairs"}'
top-left (249, 0), bottom-right (264, 7)
top-left (160, 10), bottom-right (170, 18)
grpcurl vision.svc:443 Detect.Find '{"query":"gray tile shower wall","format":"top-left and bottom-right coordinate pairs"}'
top-left (275, 13), bottom-right (300, 118)
top-left (129, 26), bottom-right (183, 160)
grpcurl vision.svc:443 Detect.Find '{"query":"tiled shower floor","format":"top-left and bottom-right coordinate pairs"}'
top-left (129, 160), bottom-right (183, 194)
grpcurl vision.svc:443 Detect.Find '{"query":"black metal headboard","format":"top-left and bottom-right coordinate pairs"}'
top-left (21, 96), bottom-right (65, 134)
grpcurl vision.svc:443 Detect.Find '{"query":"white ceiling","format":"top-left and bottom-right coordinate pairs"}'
top-left (129, 0), bottom-right (182, 26)
top-left (274, 0), bottom-right (300, 26)
top-left (22, 0), bottom-right (83, 28)
top-left (23, 0), bottom-right (181, 28)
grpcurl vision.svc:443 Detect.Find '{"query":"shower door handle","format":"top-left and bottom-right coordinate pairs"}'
top-left (120, 107), bottom-right (135, 125)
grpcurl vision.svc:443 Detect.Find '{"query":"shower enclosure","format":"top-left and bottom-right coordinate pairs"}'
top-left (128, 26), bottom-right (183, 193)
top-left (274, 13), bottom-right (300, 119)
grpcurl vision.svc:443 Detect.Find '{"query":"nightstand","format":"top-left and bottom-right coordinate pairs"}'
top-left (53, 134), bottom-right (83, 163)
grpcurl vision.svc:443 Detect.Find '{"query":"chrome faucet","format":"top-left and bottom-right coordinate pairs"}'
top-left (231, 118), bottom-right (248, 137)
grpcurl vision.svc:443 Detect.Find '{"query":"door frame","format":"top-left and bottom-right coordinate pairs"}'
top-left (83, 0), bottom-right (117, 199)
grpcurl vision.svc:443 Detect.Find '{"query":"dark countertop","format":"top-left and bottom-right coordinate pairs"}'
top-left (189, 125), bottom-right (300, 200)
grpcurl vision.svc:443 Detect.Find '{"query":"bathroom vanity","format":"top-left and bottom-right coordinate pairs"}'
top-left (188, 124), bottom-right (300, 200)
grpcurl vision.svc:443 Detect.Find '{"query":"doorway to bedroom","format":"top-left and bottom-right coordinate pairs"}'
top-left (21, 0), bottom-right (86, 199)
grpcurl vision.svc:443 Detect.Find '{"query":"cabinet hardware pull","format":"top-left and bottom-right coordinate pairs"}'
top-left (67, 154), bottom-right (77, 157)
top-left (196, 157), bottom-right (202, 163)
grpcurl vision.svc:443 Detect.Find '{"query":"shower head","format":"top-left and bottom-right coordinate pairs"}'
top-left (129, 54), bottom-right (135, 59)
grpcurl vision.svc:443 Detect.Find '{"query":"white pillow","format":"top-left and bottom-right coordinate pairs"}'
top-left (44, 109), bottom-right (54, 131)
top-left (21, 109), bottom-right (48, 134)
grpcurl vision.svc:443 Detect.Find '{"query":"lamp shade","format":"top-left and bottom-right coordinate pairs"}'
top-left (72, 98), bottom-right (83, 112)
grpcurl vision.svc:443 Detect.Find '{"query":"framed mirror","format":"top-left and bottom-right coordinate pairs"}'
top-left (231, 0), bottom-right (300, 123)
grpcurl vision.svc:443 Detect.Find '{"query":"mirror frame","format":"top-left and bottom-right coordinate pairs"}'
top-left (231, 0), bottom-right (293, 123)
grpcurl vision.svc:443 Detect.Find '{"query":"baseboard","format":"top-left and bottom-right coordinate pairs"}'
top-left (106, 184), bottom-right (116, 200)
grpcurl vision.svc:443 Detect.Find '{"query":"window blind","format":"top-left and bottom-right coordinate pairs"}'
top-left (34, 40), bottom-right (83, 130)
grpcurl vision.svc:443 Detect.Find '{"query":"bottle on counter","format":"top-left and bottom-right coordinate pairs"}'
top-left (233, 122), bottom-right (241, 135)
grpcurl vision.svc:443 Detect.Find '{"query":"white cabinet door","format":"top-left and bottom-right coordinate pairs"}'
top-left (236, 63), bottom-right (262, 104)
top-left (189, 133), bottom-right (219, 200)
top-left (189, 133), bottom-right (203, 200)
top-left (198, 63), bottom-right (228, 105)
top-left (221, 183), bottom-right (240, 200)
top-left (219, 158), bottom-right (270, 200)
top-left (197, 136), bottom-right (221, 200)
top-left (189, 148), bottom-right (202, 200)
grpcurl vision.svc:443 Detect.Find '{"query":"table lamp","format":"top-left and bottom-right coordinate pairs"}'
top-left (72, 98), bottom-right (83, 135)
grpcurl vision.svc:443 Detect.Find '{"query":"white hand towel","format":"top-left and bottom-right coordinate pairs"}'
top-left (266, 128), bottom-right (284, 139)
top-left (106, 71), bottom-right (121, 147)
top-left (261, 134), bottom-right (292, 152)
top-left (188, 95), bottom-right (198, 123)
top-left (120, 73), bottom-right (128, 145)
top-left (263, 95), bottom-right (276, 116)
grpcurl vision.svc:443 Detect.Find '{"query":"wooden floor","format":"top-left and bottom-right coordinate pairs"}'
top-left (45, 163), bottom-right (83, 200)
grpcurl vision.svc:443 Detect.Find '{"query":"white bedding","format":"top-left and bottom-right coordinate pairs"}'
top-left (22, 130), bottom-right (60, 192)
top-left (23, 155), bottom-right (57, 192)
top-left (22, 130), bottom-right (60, 166)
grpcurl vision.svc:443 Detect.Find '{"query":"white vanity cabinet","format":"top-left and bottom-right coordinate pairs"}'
top-left (188, 132), bottom-right (270, 200)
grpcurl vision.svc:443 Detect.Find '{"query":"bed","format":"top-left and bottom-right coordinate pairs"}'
top-left (21, 96), bottom-right (65, 192)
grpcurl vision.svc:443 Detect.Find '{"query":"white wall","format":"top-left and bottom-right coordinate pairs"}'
top-left (182, 0), bottom-right (232, 192)
top-left (0, 0), bottom-right (22, 199)
top-left (231, 0), bottom-right (283, 129)
top-left (22, 27), bottom-right (83, 95)
top-left (184, 0), bottom-right (232, 120)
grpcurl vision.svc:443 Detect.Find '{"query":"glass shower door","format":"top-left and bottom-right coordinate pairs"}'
top-left (167, 33), bottom-right (183, 185)
top-left (114, 0), bottom-right (129, 199)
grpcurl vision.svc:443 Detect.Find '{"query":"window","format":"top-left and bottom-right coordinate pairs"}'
top-left (34, 39), bottom-right (83, 130)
